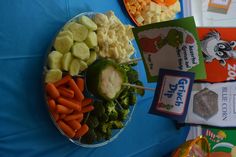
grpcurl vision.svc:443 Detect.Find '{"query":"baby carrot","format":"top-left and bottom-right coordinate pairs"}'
top-left (60, 114), bottom-right (66, 119)
top-left (57, 120), bottom-right (75, 138)
top-left (72, 111), bottom-right (84, 122)
top-left (67, 120), bottom-right (81, 130)
top-left (48, 99), bottom-right (56, 111)
top-left (77, 115), bottom-right (83, 123)
top-left (57, 97), bottom-right (81, 111)
top-left (58, 87), bottom-right (74, 98)
top-left (54, 75), bottom-right (71, 87)
top-left (46, 83), bottom-right (60, 99)
top-left (50, 110), bottom-right (59, 121)
top-left (64, 113), bottom-right (83, 121)
top-left (56, 104), bottom-right (73, 114)
top-left (76, 78), bottom-right (85, 92)
top-left (81, 98), bottom-right (93, 107)
top-left (66, 98), bottom-right (82, 106)
top-left (68, 79), bottom-right (84, 101)
top-left (75, 124), bottom-right (89, 138)
top-left (81, 105), bottom-right (94, 113)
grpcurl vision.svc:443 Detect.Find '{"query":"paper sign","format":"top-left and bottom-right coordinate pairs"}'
top-left (149, 69), bottom-right (195, 122)
top-left (132, 17), bottom-right (206, 82)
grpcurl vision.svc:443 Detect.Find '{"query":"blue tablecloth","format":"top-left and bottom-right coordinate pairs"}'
top-left (0, 0), bottom-right (189, 156)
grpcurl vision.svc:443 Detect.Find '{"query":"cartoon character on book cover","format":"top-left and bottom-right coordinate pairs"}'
top-left (197, 28), bottom-right (236, 82)
top-left (201, 30), bottom-right (236, 66)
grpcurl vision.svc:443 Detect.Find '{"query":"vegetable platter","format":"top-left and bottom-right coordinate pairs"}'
top-left (123, 0), bottom-right (182, 26)
top-left (43, 11), bottom-right (144, 147)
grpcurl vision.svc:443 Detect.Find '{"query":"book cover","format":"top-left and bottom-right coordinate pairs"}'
top-left (187, 126), bottom-right (236, 156)
top-left (197, 27), bottom-right (236, 83)
top-left (202, 126), bottom-right (236, 157)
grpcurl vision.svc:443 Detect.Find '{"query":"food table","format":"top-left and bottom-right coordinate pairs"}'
top-left (0, 0), bottom-right (189, 156)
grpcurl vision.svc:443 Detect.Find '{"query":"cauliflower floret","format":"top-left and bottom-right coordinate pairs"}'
top-left (107, 29), bottom-right (116, 43)
top-left (115, 23), bottom-right (126, 33)
top-left (98, 48), bottom-right (106, 58)
top-left (94, 13), bottom-right (109, 26)
top-left (106, 11), bottom-right (123, 28)
top-left (109, 46), bottom-right (119, 59)
top-left (125, 25), bottom-right (134, 40)
top-left (106, 11), bottom-right (121, 24)
top-left (122, 36), bottom-right (130, 44)
top-left (97, 32), bottom-right (107, 45)
top-left (125, 43), bottom-right (135, 55)
top-left (95, 11), bottom-right (135, 62)
top-left (97, 27), bottom-right (108, 35)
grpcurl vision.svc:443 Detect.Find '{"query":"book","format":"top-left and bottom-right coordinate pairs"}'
top-left (187, 126), bottom-right (236, 156)
top-left (197, 27), bottom-right (236, 83)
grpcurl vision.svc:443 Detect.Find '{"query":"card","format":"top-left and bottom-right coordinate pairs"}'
top-left (186, 82), bottom-right (236, 127)
top-left (197, 27), bottom-right (236, 83)
top-left (149, 69), bottom-right (195, 122)
top-left (132, 17), bottom-right (206, 82)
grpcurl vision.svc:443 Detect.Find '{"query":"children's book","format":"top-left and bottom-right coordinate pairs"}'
top-left (197, 27), bottom-right (236, 83)
top-left (187, 126), bottom-right (236, 157)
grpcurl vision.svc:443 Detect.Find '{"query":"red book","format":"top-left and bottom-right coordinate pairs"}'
top-left (197, 27), bottom-right (236, 83)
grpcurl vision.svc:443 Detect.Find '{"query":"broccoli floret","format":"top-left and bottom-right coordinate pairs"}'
top-left (127, 85), bottom-right (137, 93)
top-left (106, 101), bottom-right (118, 120)
top-left (129, 61), bottom-right (138, 67)
top-left (118, 108), bottom-right (130, 121)
top-left (119, 87), bottom-right (129, 100)
top-left (100, 123), bottom-right (110, 133)
top-left (92, 101), bottom-right (105, 117)
top-left (127, 68), bottom-right (138, 84)
top-left (95, 129), bottom-right (104, 141)
top-left (109, 112), bottom-right (118, 120)
top-left (99, 122), bottom-right (112, 140)
top-left (121, 65), bottom-right (139, 83)
top-left (110, 121), bottom-right (124, 129)
top-left (99, 113), bottom-right (109, 122)
top-left (120, 97), bottom-right (130, 109)
top-left (120, 64), bottom-right (131, 72)
top-left (105, 128), bottom-right (112, 140)
top-left (86, 115), bottom-right (99, 128)
top-left (135, 80), bottom-right (145, 96)
top-left (80, 128), bottom-right (97, 144)
top-left (129, 93), bottom-right (136, 105)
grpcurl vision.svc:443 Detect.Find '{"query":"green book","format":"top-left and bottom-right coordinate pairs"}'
top-left (187, 126), bottom-right (236, 156)
top-left (202, 126), bottom-right (236, 157)
top-left (132, 17), bottom-right (206, 82)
